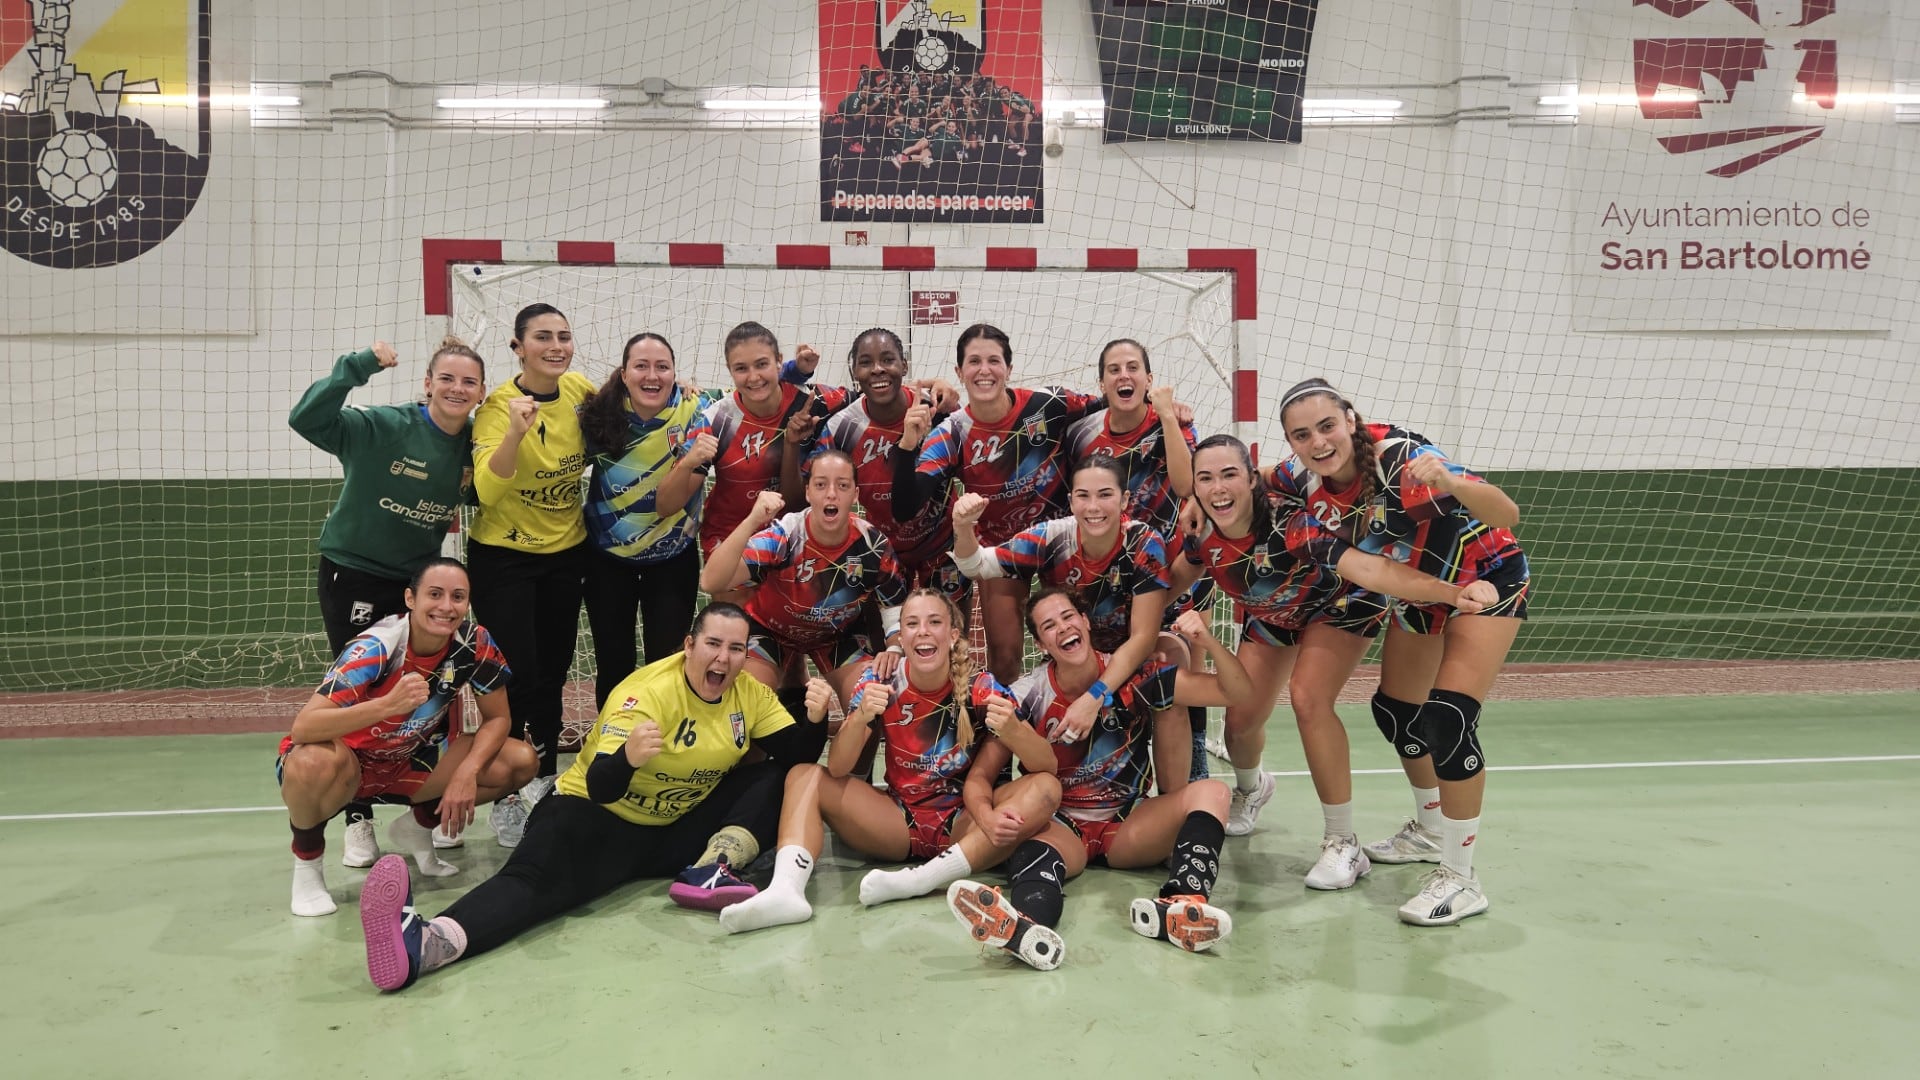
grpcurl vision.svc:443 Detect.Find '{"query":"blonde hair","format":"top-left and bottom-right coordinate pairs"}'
top-left (429, 335), bottom-right (485, 376)
top-left (903, 587), bottom-right (977, 746)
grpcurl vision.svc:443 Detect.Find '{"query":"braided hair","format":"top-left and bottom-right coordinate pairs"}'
top-left (1279, 378), bottom-right (1380, 509)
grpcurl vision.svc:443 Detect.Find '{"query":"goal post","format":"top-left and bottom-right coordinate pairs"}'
top-left (422, 240), bottom-right (1259, 443)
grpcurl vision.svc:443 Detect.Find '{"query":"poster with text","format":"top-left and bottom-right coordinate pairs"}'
top-left (1569, 0), bottom-right (1898, 331)
top-left (821, 0), bottom-right (1043, 223)
top-left (1, 0), bottom-right (253, 334)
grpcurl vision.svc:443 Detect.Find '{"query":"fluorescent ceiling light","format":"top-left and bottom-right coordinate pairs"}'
top-left (1791, 92), bottom-right (1920, 104)
top-left (124, 93), bottom-right (301, 107)
top-left (436, 97), bottom-right (609, 110)
top-left (1538, 92), bottom-right (1701, 106)
top-left (1302, 99), bottom-right (1403, 111)
top-left (702, 99), bottom-right (821, 112)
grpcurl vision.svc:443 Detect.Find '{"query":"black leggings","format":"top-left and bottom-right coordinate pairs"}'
top-left (582, 546), bottom-right (702, 709)
top-left (316, 556), bottom-right (409, 655)
top-left (439, 760), bottom-right (786, 956)
top-left (466, 540), bottom-right (587, 776)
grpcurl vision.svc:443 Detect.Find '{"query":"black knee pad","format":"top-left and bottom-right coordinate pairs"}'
top-left (1371, 690), bottom-right (1428, 760)
top-left (1008, 839), bottom-right (1067, 928)
top-left (1421, 689), bottom-right (1485, 781)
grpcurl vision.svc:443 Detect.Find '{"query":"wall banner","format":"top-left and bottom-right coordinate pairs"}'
top-left (1569, 0), bottom-right (1897, 331)
top-left (1, 0), bottom-right (252, 333)
top-left (820, 1), bottom-right (1043, 223)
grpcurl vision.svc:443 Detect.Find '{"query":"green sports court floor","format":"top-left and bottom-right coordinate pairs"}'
top-left (2, 689), bottom-right (1915, 1079)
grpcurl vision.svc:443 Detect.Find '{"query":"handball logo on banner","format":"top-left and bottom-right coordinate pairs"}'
top-left (1, 0), bottom-right (212, 268)
top-left (880, 0), bottom-right (981, 74)
top-left (1628, 0), bottom-right (1840, 177)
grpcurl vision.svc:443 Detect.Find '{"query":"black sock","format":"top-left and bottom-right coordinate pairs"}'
top-left (1007, 839), bottom-right (1067, 929)
top-left (343, 801), bottom-right (374, 825)
top-left (290, 821), bottom-right (326, 860)
top-left (1161, 811), bottom-right (1225, 900)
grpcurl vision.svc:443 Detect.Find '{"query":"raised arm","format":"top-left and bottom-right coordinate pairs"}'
top-left (288, 343), bottom-right (393, 453)
top-left (699, 490), bottom-right (785, 595)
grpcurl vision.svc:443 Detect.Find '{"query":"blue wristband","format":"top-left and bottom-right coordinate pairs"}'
top-left (1086, 680), bottom-right (1111, 705)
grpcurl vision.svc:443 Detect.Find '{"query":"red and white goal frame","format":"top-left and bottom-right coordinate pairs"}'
top-left (421, 239), bottom-right (1263, 439)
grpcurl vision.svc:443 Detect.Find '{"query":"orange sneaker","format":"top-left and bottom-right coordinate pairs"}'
top-left (945, 880), bottom-right (1065, 970)
top-left (1129, 894), bottom-right (1233, 953)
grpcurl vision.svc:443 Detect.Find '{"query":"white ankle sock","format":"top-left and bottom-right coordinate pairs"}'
top-left (1232, 763), bottom-right (1265, 792)
top-left (420, 916), bottom-right (468, 973)
top-left (1440, 814), bottom-right (1480, 878)
top-left (860, 846), bottom-right (972, 905)
top-left (386, 815), bottom-right (459, 877)
top-left (1413, 786), bottom-right (1444, 832)
top-left (1320, 801), bottom-right (1354, 841)
top-left (291, 855), bottom-right (337, 917)
top-left (718, 847), bottom-right (816, 934)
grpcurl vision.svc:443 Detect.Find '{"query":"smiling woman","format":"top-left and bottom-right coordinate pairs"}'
top-left (288, 336), bottom-right (486, 869)
top-left (467, 304), bottom-right (597, 831)
top-left (355, 601), bottom-right (828, 993)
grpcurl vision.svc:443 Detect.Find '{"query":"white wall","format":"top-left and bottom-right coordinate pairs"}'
top-left (5, 0), bottom-right (1915, 480)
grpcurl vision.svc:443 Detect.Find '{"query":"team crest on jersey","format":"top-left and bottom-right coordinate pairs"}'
top-left (730, 710), bottom-right (747, 748)
top-left (1020, 415), bottom-right (1047, 441)
top-left (2, 1), bottom-right (216, 269)
top-left (1251, 547), bottom-right (1275, 575)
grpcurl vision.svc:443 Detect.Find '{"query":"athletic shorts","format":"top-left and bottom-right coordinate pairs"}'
top-left (1057, 801), bottom-right (1138, 863)
top-left (903, 557), bottom-right (972, 606)
top-left (895, 793), bottom-right (963, 860)
top-left (745, 617), bottom-right (875, 675)
top-left (274, 743), bottom-right (440, 804)
top-left (1240, 587), bottom-right (1390, 648)
top-left (1391, 551), bottom-right (1531, 635)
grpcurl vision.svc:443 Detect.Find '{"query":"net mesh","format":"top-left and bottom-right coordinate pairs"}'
top-left (1, 0), bottom-right (1915, 731)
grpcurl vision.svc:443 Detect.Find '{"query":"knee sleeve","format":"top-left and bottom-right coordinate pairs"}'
top-left (1371, 690), bottom-right (1428, 760)
top-left (1008, 839), bottom-right (1067, 929)
top-left (1420, 689), bottom-right (1484, 781)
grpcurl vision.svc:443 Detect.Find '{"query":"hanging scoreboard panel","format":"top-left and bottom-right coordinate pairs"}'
top-left (1088, 1), bottom-right (1320, 143)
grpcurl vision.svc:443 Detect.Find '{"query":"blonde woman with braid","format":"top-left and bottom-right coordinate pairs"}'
top-left (717, 589), bottom-right (1061, 953)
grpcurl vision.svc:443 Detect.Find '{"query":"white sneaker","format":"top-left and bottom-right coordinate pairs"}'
top-left (1398, 866), bottom-right (1489, 926)
top-left (1304, 834), bottom-right (1372, 890)
top-left (1225, 770), bottom-right (1276, 836)
top-left (1365, 820), bottom-right (1443, 864)
top-left (492, 775), bottom-right (556, 849)
top-left (432, 822), bottom-right (463, 850)
top-left (341, 818), bottom-right (380, 868)
top-left (489, 795), bottom-right (528, 849)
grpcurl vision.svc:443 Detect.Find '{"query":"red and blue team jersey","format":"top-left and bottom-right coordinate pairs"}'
top-left (701, 381), bottom-right (856, 556)
top-left (1184, 507), bottom-right (1354, 631)
top-left (741, 509), bottom-right (910, 647)
top-left (910, 386), bottom-right (1104, 545)
top-left (279, 615), bottom-right (510, 761)
top-left (850, 667), bottom-right (1013, 810)
top-left (1010, 656), bottom-right (1179, 821)
top-left (980, 517), bottom-right (1170, 652)
top-left (809, 386), bottom-right (953, 569)
top-left (1064, 411), bottom-right (1197, 539)
top-left (1265, 423), bottom-right (1524, 587)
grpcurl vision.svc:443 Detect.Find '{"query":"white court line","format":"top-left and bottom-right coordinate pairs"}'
top-left (2, 754), bottom-right (1917, 822)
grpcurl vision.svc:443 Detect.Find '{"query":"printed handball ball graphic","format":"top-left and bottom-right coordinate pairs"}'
top-left (913, 34), bottom-right (950, 71)
top-left (36, 129), bottom-right (120, 208)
